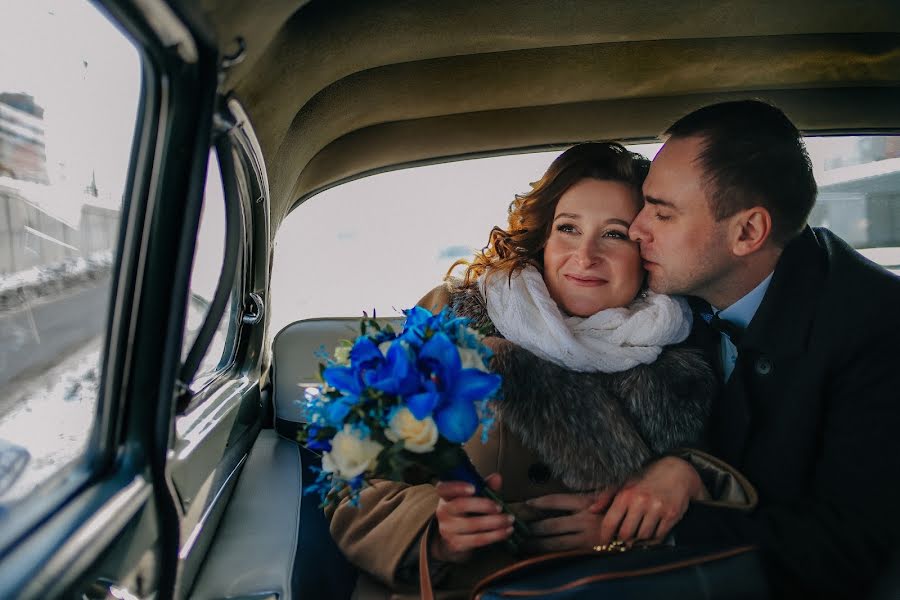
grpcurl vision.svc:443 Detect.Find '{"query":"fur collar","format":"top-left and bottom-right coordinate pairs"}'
top-left (447, 279), bottom-right (716, 490)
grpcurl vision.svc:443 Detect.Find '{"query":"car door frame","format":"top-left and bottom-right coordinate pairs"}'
top-left (169, 94), bottom-right (272, 598)
top-left (0, 0), bottom-right (222, 597)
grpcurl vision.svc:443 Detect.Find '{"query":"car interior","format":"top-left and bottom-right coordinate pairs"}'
top-left (0, 0), bottom-right (898, 598)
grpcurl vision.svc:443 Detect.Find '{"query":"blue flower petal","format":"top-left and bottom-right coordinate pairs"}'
top-left (307, 438), bottom-right (332, 452)
top-left (367, 342), bottom-right (421, 396)
top-left (387, 343), bottom-right (422, 395)
top-left (406, 392), bottom-right (440, 419)
top-left (349, 336), bottom-right (383, 368)
top-left (323, 366), bottom-right (363, 394)
top-left (449, 370), bottom-right (502, 403)
top-left (403, 306), bottom-right (434, 331)
top-left (434, 399), bottom-right (479, 443)
top-left (326, 395), bottom-right (356, 424)
top-left (419, 332), bottom-right (461, 388)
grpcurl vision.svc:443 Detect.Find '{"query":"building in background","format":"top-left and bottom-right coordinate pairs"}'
top-left (0, 93), bottom-right (50, 185)
top-left (0, 92), bottom-right (118, 279)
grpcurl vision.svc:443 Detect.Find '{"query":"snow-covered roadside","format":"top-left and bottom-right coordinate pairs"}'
top-left (0, 251), bottom-right (114, 312)
top-left (0, 338), bottom-right (101, 503)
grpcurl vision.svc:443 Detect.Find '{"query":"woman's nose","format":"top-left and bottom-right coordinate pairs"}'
top-left (574, 239), bottom-right (598, 265)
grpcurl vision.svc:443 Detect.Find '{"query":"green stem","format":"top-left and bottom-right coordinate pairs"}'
top-left (482, 486), bottom-right (530, 555)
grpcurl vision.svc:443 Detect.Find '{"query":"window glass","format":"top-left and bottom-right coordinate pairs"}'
top-left (0, 0), bottom-right (140, 502)
top-left (181, 150), bottom-right (236, 388)
top-left (270, 136), bottom-right (900, 332)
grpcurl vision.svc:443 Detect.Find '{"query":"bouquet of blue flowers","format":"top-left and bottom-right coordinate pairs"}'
top-left (301, 306), bottom-right (503, 505)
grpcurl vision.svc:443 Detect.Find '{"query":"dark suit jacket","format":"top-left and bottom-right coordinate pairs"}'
top-left (673, 227), bottom-right (900, 598)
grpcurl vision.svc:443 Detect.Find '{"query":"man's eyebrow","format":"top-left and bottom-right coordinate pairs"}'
top-left (644, 196), bottom-right (676, 209)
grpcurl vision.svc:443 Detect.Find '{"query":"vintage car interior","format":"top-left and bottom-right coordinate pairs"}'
top-left (0, 0), bottom-right (898, 598)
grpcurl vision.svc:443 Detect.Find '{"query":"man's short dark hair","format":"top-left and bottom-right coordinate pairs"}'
top-left (666, 100), bottom-right (817, 246)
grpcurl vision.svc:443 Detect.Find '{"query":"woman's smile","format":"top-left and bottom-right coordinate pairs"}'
top-left (563, 273), bottom-right (608, 286)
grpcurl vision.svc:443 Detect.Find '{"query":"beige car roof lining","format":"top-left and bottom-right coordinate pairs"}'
top-left (293, 87), bottom-right (900, 214)
top-left (192, 0), bottom-right (900, 232)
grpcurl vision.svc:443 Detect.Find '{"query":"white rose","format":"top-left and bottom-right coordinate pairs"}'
top-left (458, 346), bottom-right (488, 372)
top-left (321, 425), bottom-right (383, 479)
top-left (385, 407), bottom-right (439, 453)
top-left (333, 345), bottom-right (351, 365)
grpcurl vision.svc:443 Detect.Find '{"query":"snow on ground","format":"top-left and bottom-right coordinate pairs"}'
top-left (0, 251), bottom-right (113, 309)
top-left (0, 337), bottom-right (100, 504)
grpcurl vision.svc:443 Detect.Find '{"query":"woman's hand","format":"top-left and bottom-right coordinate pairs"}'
top-left (524, 489), bottom-right (617, 552)
top-left (430, 473), bottom-right (514, 563)
top-left (594, 456), bottom-right (707, 546)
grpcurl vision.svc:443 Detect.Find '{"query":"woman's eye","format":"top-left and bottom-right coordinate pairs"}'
top-left (603, 230), bottom-right (628, 240)
top-left (556, 223), bottom-right (577, 234)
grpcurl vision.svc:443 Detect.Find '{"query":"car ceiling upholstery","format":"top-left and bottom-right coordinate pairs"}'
top-left (191, 0), bottom-right (900, 233)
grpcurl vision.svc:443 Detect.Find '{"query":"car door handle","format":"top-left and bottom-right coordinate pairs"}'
top-left (242, 292), bottom-right (265, 325)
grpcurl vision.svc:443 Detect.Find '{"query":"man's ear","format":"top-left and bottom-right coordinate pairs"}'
top-left (730, 207), bottom-right (772, 256)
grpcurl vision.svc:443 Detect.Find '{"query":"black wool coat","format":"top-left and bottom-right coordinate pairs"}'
top-left (673, 227), bottom-right (900, 599)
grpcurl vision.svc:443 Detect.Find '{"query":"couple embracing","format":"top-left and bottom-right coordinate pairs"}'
top-left (327, 100), bottom-right (900, 599)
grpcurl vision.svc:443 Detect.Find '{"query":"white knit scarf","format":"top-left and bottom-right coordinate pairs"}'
top-left (478, 266), bottom-right (693, 373)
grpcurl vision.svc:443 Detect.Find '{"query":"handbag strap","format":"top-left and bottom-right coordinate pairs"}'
top-left (419, 518), bottom-right (437, 600)
top-left (471, 544), bottom-right (759, 599)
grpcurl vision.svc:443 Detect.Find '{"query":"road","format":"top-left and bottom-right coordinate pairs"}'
top-left (0, 281), bottom-right (108, 502)
top-left (0, 280), bottom-right (109, 394)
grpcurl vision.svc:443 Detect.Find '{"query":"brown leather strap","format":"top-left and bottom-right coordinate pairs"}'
top-left (419, 518), bottom-right (437, 600)
top-left (471, 545), bottom-right (758, 599)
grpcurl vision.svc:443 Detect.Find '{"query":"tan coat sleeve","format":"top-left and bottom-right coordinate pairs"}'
top-left (416, 284), bottom-right (452, 314)
top-left (327, 480), bottom-right (440, 587)
top-left (673, 448), bottom-right (759, 511)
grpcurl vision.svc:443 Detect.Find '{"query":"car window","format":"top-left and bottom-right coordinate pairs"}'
top-left (0, 0), bottom-right (140, 503)
top-left (270, 136), bottom-right (900, 332)
top-left (180, 150), bottom-right (237, 390)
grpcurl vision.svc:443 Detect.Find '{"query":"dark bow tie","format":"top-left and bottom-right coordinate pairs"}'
top-left (709, 314), bottom-right (744, 346)
top-left (699, 309), bottom-right (744, 346)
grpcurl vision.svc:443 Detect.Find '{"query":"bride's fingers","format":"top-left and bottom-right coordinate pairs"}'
top-left (448, 526), bottom-right (514, 553)
top-left (530, 507), bottom-right (603, 536)
top-left (435, 480), bottom-right (477, 501)
top-left (441, 512), bottom-right (515, 536)
top-left (485, 472), bottom-right (503, 493)
top-left (438, 495), bottom-right (501, 517)
top-left (527, 493), bottom-right (593, 513)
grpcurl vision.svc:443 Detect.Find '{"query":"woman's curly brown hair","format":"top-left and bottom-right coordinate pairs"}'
top-left (453, 142), bottom-right (650, 286)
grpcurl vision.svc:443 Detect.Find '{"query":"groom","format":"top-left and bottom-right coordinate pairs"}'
top-left (629, 100), bottom-right (900, 597)
top-left (530, 100), bottom-right (900, 598)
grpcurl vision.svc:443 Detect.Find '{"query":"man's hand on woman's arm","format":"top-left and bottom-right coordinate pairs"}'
top-left (593, 456), bottom-right (707, 545)
top-left (526, 456), bottom-right (706, 552)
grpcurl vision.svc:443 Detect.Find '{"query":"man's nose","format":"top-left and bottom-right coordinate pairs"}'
top-left (629, 210), bottom-right (649, 243)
